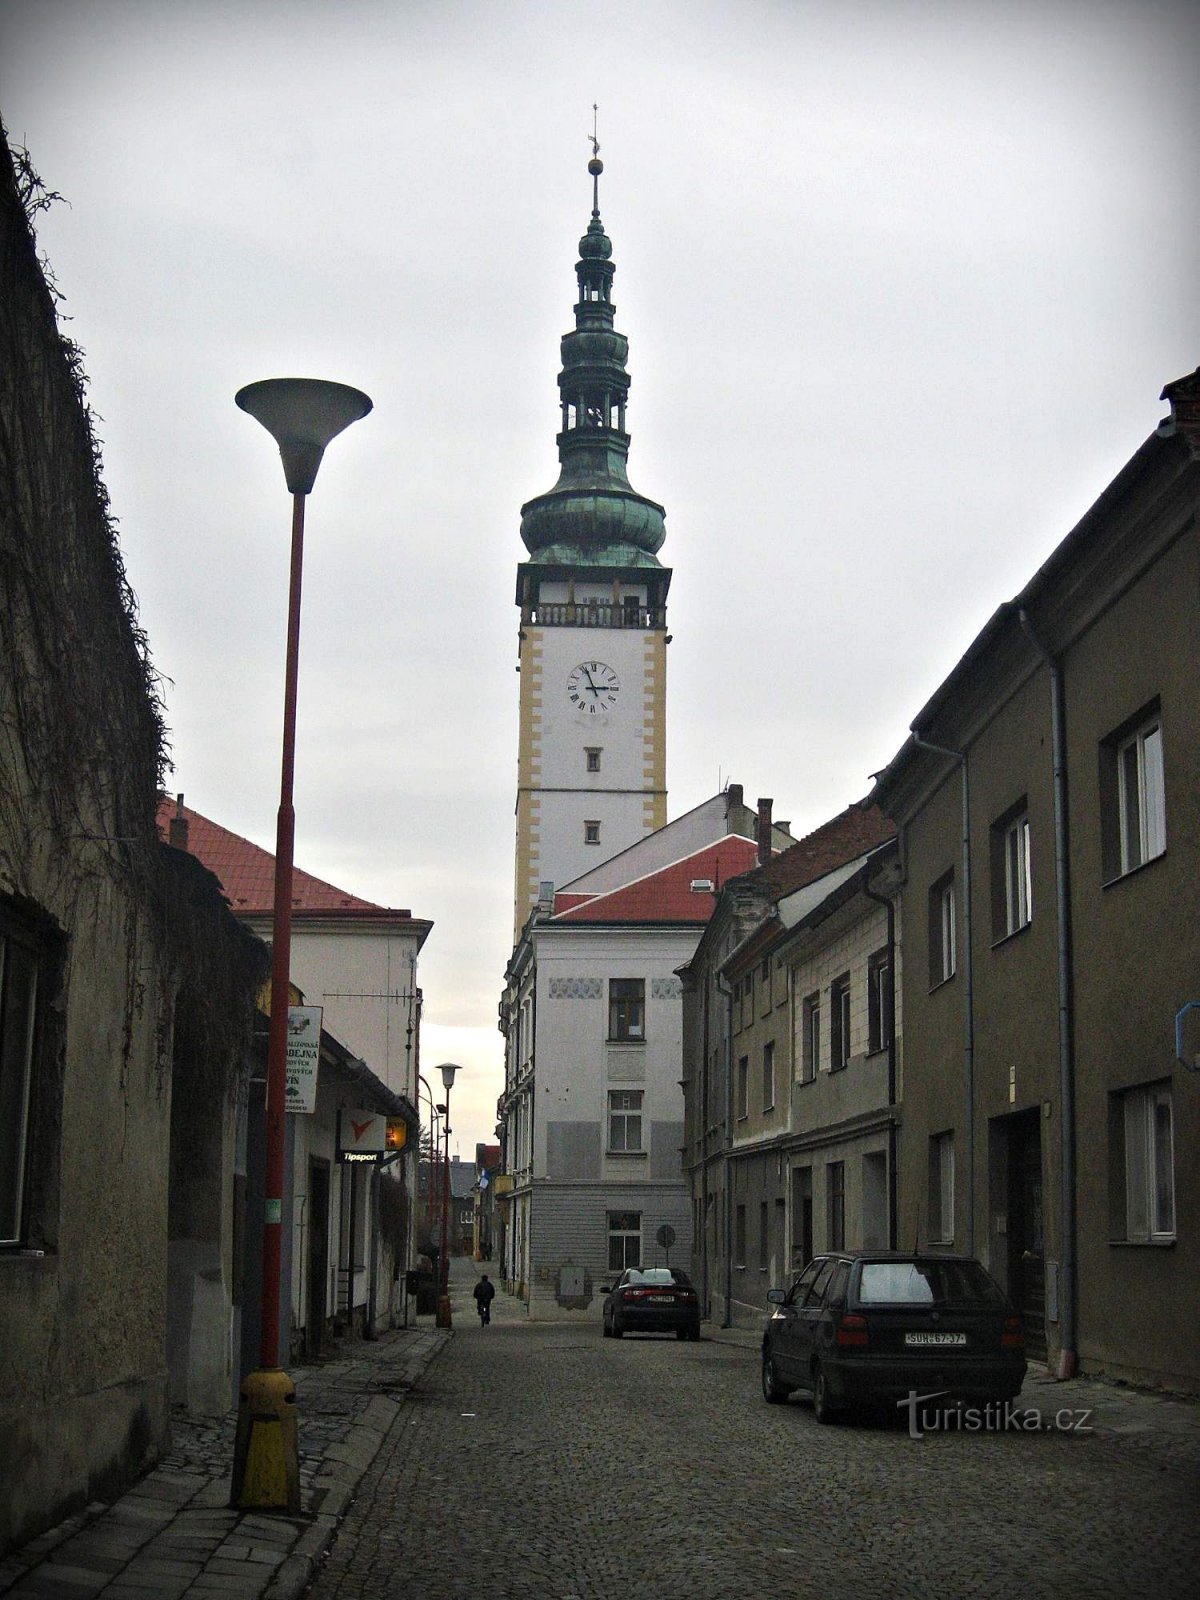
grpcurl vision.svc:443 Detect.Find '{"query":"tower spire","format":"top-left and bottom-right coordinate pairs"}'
top-left (518, 137), bottom-right (666, 566)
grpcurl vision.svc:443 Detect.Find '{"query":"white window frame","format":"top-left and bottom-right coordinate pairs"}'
top-left (607, 1209), bottom-right (642, 1271)
top-left (1123, 1083), bottom-right (1175, 1240)
top-left (929, 1131), bottom-right (954, 1243)
top-left (736, 1055), bottom-right (748, 1121)
top-left (830, 974), bottom-right (851, 1072)
top-left (932, 874), bottom-right (956, 985)
top-left (1004, 814), bottom-right (1032, 934)
top-left (608, 978), bottom-right (645, 1041)
top-left (584, 819), bottom-right (601, 846)
top-left (762, 1040), bottom-right (775, 1112)
top-left (800, 992), bottom-right (820, 1083)
top-left (1118, 720), bottom-right (1166, 873)
top-left (607, 1089), bottom-right (643, 1153)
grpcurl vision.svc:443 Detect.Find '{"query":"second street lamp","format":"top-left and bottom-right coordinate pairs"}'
top-left (435, 1062), bottom-right (460, 1327)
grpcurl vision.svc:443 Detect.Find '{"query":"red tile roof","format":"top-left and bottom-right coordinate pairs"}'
top-left (740, 801), bottom-right (895, 902)
top-left (553, 836), bottom-right (762, 924)
top-left (156, 796), bottom-right (389, 915)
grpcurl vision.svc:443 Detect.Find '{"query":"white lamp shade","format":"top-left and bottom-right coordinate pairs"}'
top-left (437, 1062), bottom-right (460, 1091)
top-left (236, 377), bottom-right (372, 494)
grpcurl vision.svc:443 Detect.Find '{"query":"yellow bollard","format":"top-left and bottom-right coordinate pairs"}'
top-left (230, 1368), bottom-right (301, 1513)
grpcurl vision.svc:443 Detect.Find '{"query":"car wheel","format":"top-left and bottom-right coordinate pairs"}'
top-left (611, 1315), bottom-right (624, 1338)
top-left (602, 1315), bottom-right (612, 1337)
top-left (812, 1362), bottom-right (839, 1424)
top-left (676, 1327), bottom-right (688, 1340)
top-left (688, 1324), bottom-right (700, 1342)
top-left (762, 1350), bottom-right (790, 1404)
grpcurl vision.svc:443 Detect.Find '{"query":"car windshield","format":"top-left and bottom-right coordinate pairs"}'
top-left (623, 1268), bottom-right (689, 1286)
top-left (856, 1260), bottom-right (1004, 1306)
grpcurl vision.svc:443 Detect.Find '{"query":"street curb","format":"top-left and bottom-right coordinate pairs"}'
top-left (261, 1332), bottom-right (451, 1600)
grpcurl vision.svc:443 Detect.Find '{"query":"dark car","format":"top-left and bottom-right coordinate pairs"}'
top-left (601, 1266), bottom-right (701, 1340)
top-left (761, 1252), bottom-right (1026, 1422)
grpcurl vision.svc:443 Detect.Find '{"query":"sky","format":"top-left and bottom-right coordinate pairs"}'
top-left (2, 0), bottom-right (1197, 1154)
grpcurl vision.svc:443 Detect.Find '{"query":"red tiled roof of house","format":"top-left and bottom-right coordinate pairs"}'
top-left (553, 835), bottom-right (762, 924)
top-left (156, 796), bottom-right (388, 915)
top-left (742, 801), bottom-right (895, 903)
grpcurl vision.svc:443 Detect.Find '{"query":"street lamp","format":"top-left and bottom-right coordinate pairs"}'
top-left (435, 1062), bottom-right (460, 1327)
top-left (417, 1073), bottom-right (442, 1261)
top-left (230, 378), bottom-right (372, 1513)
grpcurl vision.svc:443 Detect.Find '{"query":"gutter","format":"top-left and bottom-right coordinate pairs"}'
top-left (1017, 606), bottom-right (1078, 1380)
top-left (862, 863), bottom-right (899, 1251)
top-left (909, 730), bottom-right (976, 1258)
top-left (716, 968), bottom-right (734, 1328)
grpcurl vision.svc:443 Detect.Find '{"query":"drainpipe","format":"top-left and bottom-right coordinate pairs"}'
top-left (862, 867), bottom-right (898, 1250)
top-left (699, 966), bottom-right (711, 1316)
top-left (1018, 607), bottom-right (1078, 1380)
top-left (910, 730), bottom-right (975, 1257)
top-left (716, 968), bottom-right (734, 1327)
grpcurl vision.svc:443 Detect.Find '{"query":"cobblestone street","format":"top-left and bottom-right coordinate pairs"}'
top-left (307, 1263), bottom-right (1200, 1600)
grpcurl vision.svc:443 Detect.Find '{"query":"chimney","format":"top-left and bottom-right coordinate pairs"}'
top-left (168, 793), bottom-right (189, 851)
top-left (725, 782), bottom-right (743, 820)
top-left (757, 797), bottom-right (773, 865)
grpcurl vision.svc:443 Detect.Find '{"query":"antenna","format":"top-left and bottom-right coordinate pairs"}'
top-left (588, 102), bottom-right (603, 216)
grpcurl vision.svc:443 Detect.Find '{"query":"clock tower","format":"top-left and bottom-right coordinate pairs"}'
top-left (513, 150), bottom-right (670, 938)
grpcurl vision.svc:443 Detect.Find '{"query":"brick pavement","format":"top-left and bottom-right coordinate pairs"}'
top-left (5, 1263), bottom-right (1198, 1600)
top-left (0, 1318), bottom-right (447, 1600)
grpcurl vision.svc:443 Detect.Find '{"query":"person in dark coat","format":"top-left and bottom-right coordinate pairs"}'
top-left (473, 1273), bottom-right (496, 1325)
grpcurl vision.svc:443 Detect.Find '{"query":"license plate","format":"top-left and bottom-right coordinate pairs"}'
top-left (905, 1331), bottom-right (966, 1347)
top-left (651, 1295), bottom-right (676, 1303)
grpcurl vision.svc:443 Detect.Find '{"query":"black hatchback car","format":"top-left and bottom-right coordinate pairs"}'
top-left (601, 1267), bottom-right (701, 1340)
top-left (761, 1252), bottom-right (1026, 1422)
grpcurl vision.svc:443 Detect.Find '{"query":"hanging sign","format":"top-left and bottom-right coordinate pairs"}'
top-left (338, 1108), bottom-right (387, 1163)
top-left (285, 1006), bottom-right (322, 1113)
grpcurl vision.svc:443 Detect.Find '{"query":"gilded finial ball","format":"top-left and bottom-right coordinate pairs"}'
top-left (588, 157), bottom-right (604, 176)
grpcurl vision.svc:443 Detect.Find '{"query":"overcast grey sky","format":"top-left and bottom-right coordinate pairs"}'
top-left (2, 0), bottom-right (1197, 1152)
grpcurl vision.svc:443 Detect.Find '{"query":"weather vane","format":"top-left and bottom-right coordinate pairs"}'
top-left (588, 102), bottom-right (603, 216)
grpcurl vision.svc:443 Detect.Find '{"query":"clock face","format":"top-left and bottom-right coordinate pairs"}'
top-left (567, 660), bottom-right (620, 715)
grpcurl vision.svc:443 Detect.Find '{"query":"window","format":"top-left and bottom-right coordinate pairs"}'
top-left (827, 1162), bottom-right (845, 1250)
top-left (800, 992), bottom-right (820, 1083)
top-left (607, 1090), bottom-right (643, 1153)
top-left (929, 870), bottom-right (956, 987)
top-left (830, 975), bottom-right (851, 1071)
top-left (867, 948), bottom-right (892, 1054)
top-left (929, 1131), bottom-right (955, 1243)
top-left (608, 978), bottom-right (644, 1041)
top-left (1118, 721), bottom-right (1166, 871)
top-left (736, 1056), bottom-right (748, 1120)
top-left (759, 1201), bottom-right (769, 1271)
top-left (1117, 1083), bottom-right (1175, 1241)
top-left (584, 820), bottom-right (601, 846)
top-left (735, 1204), bottom-right (747, 1267)
top-left (762, 1040), bottom-right (775, 1111)
top-left (585, 748), bottom-right (601, 773)
top-left (1, 903), bottom-right (54, 1247)
top-left (607, 1210), bottom-right (641, 1271)
top-left (991, 802), bottom-right (1032, 939)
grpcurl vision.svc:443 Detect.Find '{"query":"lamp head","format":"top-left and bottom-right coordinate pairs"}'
top-left (235, 377), bottom-right (372, 494)
top-left (437, 1061), bottom-right (460, 1091)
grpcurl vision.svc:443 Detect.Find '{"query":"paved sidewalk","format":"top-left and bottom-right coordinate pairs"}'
top-left (0, 1319), bottom-right (449, 1600)
top-left (702, 1316), bottom-right (1200, 1473)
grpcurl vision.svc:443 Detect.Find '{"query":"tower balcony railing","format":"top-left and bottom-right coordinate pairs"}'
top-left (525, 600), bottom-right (666, 629)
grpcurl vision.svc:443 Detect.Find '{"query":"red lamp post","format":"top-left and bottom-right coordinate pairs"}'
top-left (230, 378), bottom-right (371, 1512)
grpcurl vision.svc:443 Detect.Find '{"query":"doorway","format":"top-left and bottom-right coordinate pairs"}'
top-left (307, 1159), bottom-right (330, 1358)
top-left (1006, 1110), bottom-right (1045, 1358)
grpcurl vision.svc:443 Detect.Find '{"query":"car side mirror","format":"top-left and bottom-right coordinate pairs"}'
top-left (766, 1288), bottom-right (786, 1305)
top-left (599, 1285), bottom-right (611, 1295)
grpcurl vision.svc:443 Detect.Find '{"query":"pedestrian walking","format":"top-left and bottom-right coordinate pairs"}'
top-left (473, 1273), bottom-right (496, 1326)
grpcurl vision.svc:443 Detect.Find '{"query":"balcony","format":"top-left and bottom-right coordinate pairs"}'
top-left (525, 600), bottom-right (665, 629)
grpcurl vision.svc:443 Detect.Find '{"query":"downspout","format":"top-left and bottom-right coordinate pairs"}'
top-left (1018, 607), bottom-right (1078, 1380)
top-left (699, 966), bottom-right (711, 1316)
top-left (716, 968), bottom-right (734, 1327)
top-left (862, 868), bottom-right (898, 1250)
top-left (910, 730), bottom-right (975, 1257)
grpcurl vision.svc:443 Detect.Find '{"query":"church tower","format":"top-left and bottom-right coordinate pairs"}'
top-left (513, 148), bottom-right (670, 938)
